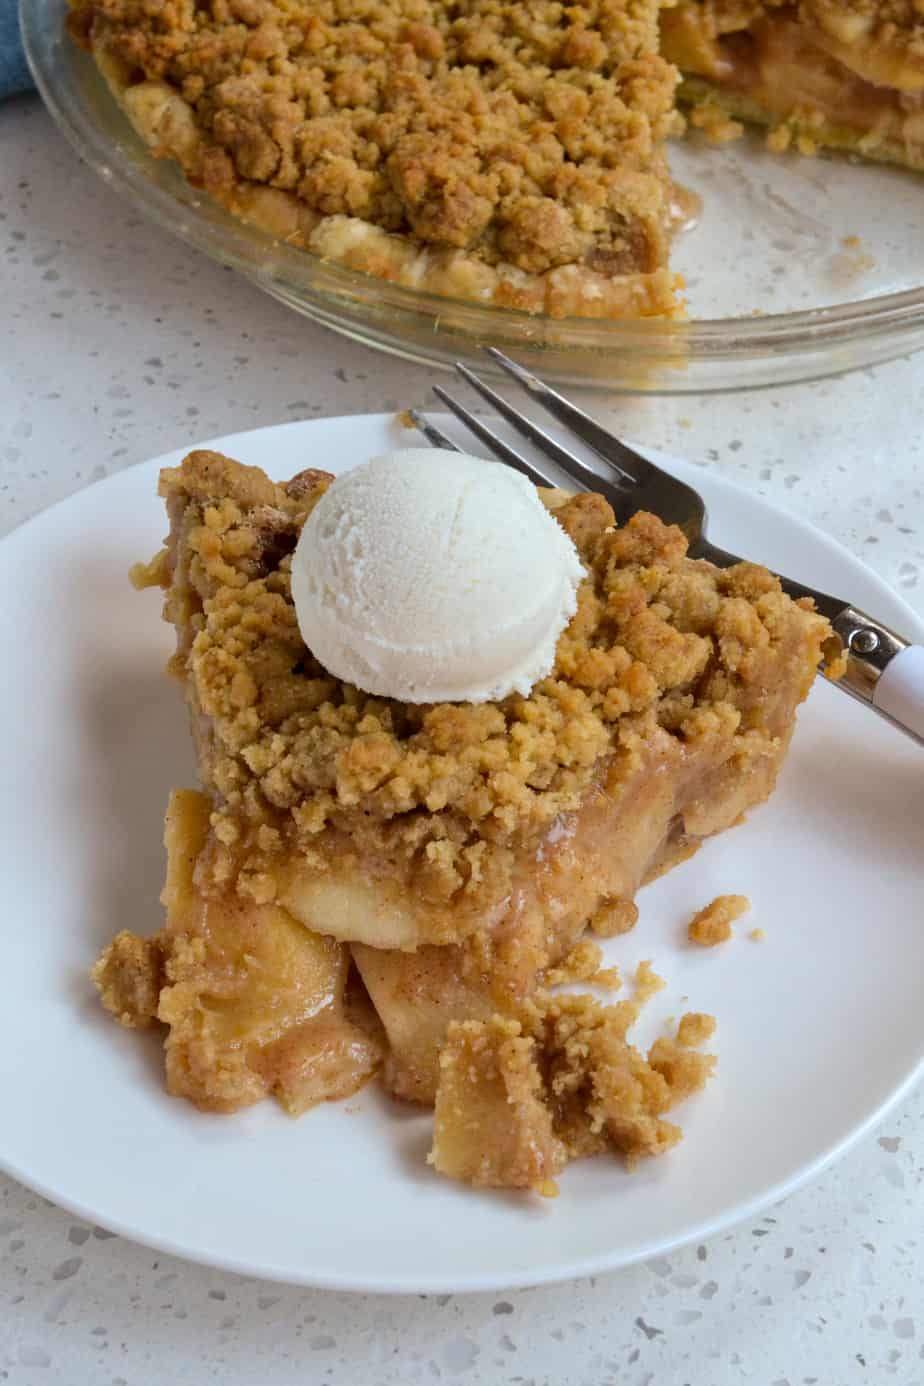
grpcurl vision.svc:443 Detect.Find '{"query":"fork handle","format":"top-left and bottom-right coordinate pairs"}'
top-left (832, 607), bottom-right (924, 745)
top-left (872, 647), bottom-right (924, 742)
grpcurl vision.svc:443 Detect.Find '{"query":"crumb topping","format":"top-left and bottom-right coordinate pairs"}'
top-left (69, 0), bottom-right (679, 278)
top-left (526, 987), bottom-right (714, 1165)
top-left (69, 0), bottom-right (924, 328)
top-left (92, 930), bottom-right (165, 1028)
top-left (676, 1010), bottom-right (717, 1045)
top-left (687, 892), bottom-right (750, 945)
top-left (139, 451), bottom-right (833, 910)
top-left (589, 896), bottom-right (640, 936)
top-left (430, 984), bottom-right (716, 1188)
top-left (544, 938), bottom-right (621, 988)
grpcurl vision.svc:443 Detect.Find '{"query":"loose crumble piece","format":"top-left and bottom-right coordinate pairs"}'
top-left (589, 898), bottom-right (640, 938)
top-left (687, 893), bottom-right (751, 946)
top-left (545, 939), bottom-right (621, 990)
top-left (676, 1011), bottom-right (717, 1046)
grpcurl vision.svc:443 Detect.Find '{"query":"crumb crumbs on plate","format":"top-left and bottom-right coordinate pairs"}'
top-left (676, 1012), bottom-right (717, 1046)
top-left (634, 959), bottom-right (667, 1003)
top-left (687, 894), bottom-right (751, 946)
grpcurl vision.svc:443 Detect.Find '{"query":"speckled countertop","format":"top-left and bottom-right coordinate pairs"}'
top-left (2, 93), bottom-right (923, 1386)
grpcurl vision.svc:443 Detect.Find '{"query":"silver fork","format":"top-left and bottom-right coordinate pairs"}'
top-left (410, 348), bottom-right (924, 746)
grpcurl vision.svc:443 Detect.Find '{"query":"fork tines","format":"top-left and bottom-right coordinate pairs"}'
top-left (412, 350), bottom-right (642, 513)
top-left (483, 348), bottom-right (651, 485)
top-left (429, 385), bottom-right (549, 490)
top-left (405, 409), bottom-right (460, 454)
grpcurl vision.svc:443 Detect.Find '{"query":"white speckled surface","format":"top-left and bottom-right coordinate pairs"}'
top-left (2, 93), bottom-right (923, 1385)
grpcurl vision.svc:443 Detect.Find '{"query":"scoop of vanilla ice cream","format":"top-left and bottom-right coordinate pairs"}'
top-left (290, 448), bottom-right (584, 704)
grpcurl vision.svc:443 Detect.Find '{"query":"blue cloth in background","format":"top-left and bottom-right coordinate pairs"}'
top-left (1, 0), bottom-right (34, 99)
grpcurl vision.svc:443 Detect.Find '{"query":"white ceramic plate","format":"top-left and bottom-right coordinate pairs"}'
top-left (3, 414), bottom-right (923, 1294)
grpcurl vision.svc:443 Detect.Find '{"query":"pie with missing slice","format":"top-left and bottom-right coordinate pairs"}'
top-left (66, 0), bottom-right (924, 323)
top-left (92, 449), bottom-right (838, 1191)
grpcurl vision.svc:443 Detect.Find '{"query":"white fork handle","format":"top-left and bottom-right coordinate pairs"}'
top-left (873, 645), bottom-right (924, 742)
top-left (833, 608), bottom-right (924, 747)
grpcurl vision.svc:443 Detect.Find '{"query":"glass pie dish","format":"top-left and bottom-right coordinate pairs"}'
top-left (23, 0), bottom-right (924, 393)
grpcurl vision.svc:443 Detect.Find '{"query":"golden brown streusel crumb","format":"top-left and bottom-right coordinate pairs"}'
top-left (687, 893), bottom-right (750, 946)
top-left (634, 958), bottom-right (666, 1003)
top-left (545, 939), bottom-right (621, 990)
top-left (749, 926), bottom-right (766, 941)
top-left (689, 100), bottom-right (744, 143)
top-left (646, 1035), bottom-right (716, 1102)
top-left (143, 452), bottom-right (834, 920)
top-left (676, 1011), bottom-right (717, 1046)
top-left (130, 549), bottom-right (169, 591)
top-left (92, 930), bottom-right (165, 1028)
top-left (589, 897), bottom-right (639, 937)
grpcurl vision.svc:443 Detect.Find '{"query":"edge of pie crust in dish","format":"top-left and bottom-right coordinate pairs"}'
top-left (91, 448), bottom-right (839, 1193)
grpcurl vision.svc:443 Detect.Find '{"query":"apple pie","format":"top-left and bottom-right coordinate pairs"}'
top-left (66, 0), bottom-right (684, 320)
top-left (67, 0), bottom-right (923, 322)
top-left (92, 448), bottom-right (836, 1191)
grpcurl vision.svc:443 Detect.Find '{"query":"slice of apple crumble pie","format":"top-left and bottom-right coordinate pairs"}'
top-left (93, 449), bottom-right (834, 1190)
